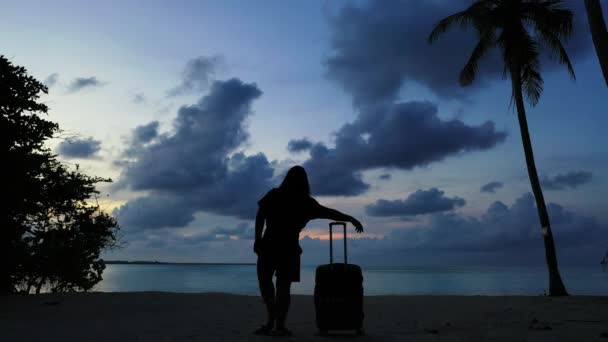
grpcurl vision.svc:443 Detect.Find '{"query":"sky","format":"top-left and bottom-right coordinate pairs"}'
top-left (2, 0), bottom-right (607, 267)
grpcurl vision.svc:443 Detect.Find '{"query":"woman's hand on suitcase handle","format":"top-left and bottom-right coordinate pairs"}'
top-left (349, 217), bottom-right (364, 233)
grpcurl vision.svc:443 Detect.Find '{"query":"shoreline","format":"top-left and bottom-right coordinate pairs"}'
top-left (2, 292), bottom-right (607, 341)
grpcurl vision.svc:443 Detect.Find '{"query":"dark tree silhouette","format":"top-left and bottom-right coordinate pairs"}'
top-left (429, 0), bottom-right (575, 296)
top-left (1, 55), bottom-right (119, 294)
top-left (584, 0), bottom-right (608, 87)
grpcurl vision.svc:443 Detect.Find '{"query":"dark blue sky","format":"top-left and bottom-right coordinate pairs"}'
top-left (3, 0), bottom-right (607, 266)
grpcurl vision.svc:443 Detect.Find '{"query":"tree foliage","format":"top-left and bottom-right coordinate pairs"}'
top-left (429, 0), bottom-right (575, 106)
top-left (1, 55), bottom-right (119, 294)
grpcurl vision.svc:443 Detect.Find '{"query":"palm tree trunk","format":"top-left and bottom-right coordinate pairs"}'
top-left (510, 67), bottom-right (568, 296)
top-left (585, 0), bottom-right (608, 87)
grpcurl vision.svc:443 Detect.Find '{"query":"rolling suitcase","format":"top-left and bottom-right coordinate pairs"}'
top-left (314, 221), bottom-right (364, 335)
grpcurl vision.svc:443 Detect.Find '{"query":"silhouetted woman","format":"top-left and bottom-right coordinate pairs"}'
top-left (253, 166), bottom-right (364, 336)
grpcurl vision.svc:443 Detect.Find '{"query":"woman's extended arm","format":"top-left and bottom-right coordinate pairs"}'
top-left (315, 205), bottom-right (364, 233)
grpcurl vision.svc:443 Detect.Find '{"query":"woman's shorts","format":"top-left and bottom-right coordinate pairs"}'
top-left (257, 252), bottom-right (301, 282)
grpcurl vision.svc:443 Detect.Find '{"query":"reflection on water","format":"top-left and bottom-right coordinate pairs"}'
top-left (95, 264), bottom-right (608, 295)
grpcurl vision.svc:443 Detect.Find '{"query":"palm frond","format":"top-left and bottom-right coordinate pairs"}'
top-left (521, 0), bottom-right (573, 39)
top-left (540, 31), bottom-right (576, 80)
top-left (519, 32), bottom-right (544, 106)
top-left (521, 61), bottom-right (544, 106)
top-left (429, 0), bottom-right (573, 106)
top-left (460, 32), bottom-right (495, 86)
top-left (428, 1), bottom-right (491, 43)
top-left (428, 11), bottom-right (473, 43)
top-left (499, 26), bottom-right (544, 106)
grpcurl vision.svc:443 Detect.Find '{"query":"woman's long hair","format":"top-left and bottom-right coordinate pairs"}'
top-left (279, 166), bottom-right (311, 196)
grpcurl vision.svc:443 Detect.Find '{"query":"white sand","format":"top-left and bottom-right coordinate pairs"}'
top-left (1, 292), bottom-right (607, 341)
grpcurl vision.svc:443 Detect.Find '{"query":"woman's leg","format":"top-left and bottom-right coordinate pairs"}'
top-left (257, 257), bottom-right (275, 329)
top-left (275, 277), bottom-right (292, 330)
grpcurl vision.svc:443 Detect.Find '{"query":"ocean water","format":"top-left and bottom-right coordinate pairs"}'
top-left (95, 264), bottom-right (608, 295)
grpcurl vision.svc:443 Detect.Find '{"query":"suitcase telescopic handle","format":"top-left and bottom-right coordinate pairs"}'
top-left (329, 221), bottom-right (348, 266)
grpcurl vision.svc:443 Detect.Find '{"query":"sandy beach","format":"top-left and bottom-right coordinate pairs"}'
top-left (1, 292), bottom-right (607, 341)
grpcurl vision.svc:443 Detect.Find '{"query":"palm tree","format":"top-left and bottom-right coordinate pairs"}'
top-left (584, 0), bottom-right (608, 87)
top-left (429, 0), bottom-right (575, 296)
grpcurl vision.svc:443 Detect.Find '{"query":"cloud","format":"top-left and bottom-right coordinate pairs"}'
top-left (301, 101), bottom-right (507, 196)
top-left (115, 78), bottom-right (274, 231)
top-left (386, 193), bottom-right (605, 253)
top-left (366, 188), bottom-right (465, 217)
top-left (56, 137), bottom-right (101, 159)
top-left (118, 121), bottom-right (160, 163)
top-left (133, 93), bottom-right (146, 104)
top-left (287, 138), bottom-right (314, 153)
top-left (120, 221), bottom-right (253, 253)
top-left (119, 78), bottom-right (263, 191)
top-left (301, 193), bottom-right (607, 267)
top-left (114, 195), bottom-right (196, 231)
top-left (132, 121), bottom-right (159, 145)
top-left (326, 0), bottom-right (592, 107)
top-left (378, 173), bottom-right (391, 180)
top-left (44, 73), bottom-right (59, 88)
top-left (67, 77), bottom-right (103, 93)
top-left (480, 181), bottom-right (504, 193)
top-left (111, 222), bottom-right (257, 262)
top-left (541, 171), bottom-right (593, 190)
top-left (192, 223), bottom-right (254, 242)
top-left (117, 79), bottom-right (501, 230)
top-left (212, 223), bottom-right (254, 240)
top-left (167, 55), bottom-right (223, 97)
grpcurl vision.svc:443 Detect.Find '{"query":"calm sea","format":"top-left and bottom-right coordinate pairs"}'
top-left (95, 264), bottom-right (608, 295)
